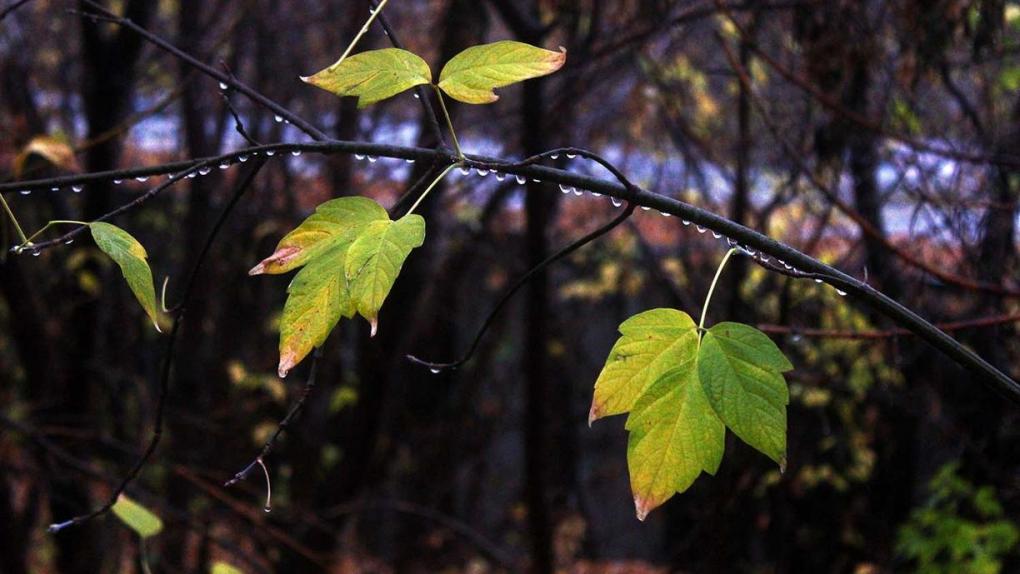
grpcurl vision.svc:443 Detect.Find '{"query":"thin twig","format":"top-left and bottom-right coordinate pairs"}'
top-left (47, 160), bottom-right (268, 533)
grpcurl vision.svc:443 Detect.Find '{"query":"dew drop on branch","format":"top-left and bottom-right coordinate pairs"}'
top-left (274, 115), bottom-right (284, 123)
top-left (549, 153), bottom-right (559, 159)
top-left (516, 175), bottom-right (527, 185)
top-left (476, 169), bottom-right (489, 176)
top-left (219, 162), bottom-right (230, 170)
top-left (72, 185), bottom-right (83, 193)
top-left (198, 167), bottom-right (212, 176)
top-left (266, 150), bottom-right (276, 156)
top-left (610, 197), bottom-right (622, 207)
top-left (367, 156), bottom-right (378, 163)
top-left (290, 150), bottom-right (302, 157)
top-left (566, 153), bottom-right (577, 159)
top-left (218, 82), bottom-right (228, 90)
top-left (19, 190), bottom-right (30, 195)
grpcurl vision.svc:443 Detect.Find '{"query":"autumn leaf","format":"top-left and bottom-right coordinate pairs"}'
top-left (111, 495), bottom-right (163, 538)
top-left (90, 222), bottom-right (161, 332)
top-left (437, 41), bottom-right (566, 104)
top-left (302, 48), bottom-right (432, 108)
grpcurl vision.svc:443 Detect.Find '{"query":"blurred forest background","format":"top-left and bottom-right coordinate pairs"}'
top-left (2, 0), bottom-right (1020, 572)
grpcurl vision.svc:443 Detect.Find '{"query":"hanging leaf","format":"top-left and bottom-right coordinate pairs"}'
top-left (13, 135), bottom-right (80, 178)
top-left (277, 243), bottom-right (356, 378)
top-left (90, 222), bottom-right (161, 332)
top-left (344, 214), bottom-right (426, 336)
top-left (437, 40), bottom-right (566, 104)
top-left (250, 197), bottom-right (387, 276)
top-left (590, 309), bottom-right (793, 520)
top-left (253, 198), bottom-right (425, 376)
top-left (698, 322), bottom-right (792, 467)
top-left (111, 495), bottom-right (163, 538)
top-left (301, 48), bottom-right (432, 108)
top-left (626, 363), bottom-right (725, 521)
top-left (589, 308), bottom-right (699, 424)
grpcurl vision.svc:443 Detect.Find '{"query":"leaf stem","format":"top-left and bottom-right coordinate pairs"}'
top-left (433, 86), bottom-right (464, 159)
top-left (331, 0), bottom-right (390, 69)
top-left (698, 247), bottom-right (738, 335)
top-left (0, 193), bottom-right (29, 245)
top-left (17, 220), bottom-right (89, 249)
top-left (406, 163), bottom-right (457, 216)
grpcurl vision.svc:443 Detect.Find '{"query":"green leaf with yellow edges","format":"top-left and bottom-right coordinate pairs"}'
top-left (89, 222), bottom-right (161, 332)
top-left (437, 41), bottom-right (566, 104)
top-left (302, 48), bottom-right (432, 108)
top-left (625, 362), bottom-right (725, 521)
top-left (344, 214), bottom-right (425, 336)
top-left (698, 322), bottom-right (791, 466)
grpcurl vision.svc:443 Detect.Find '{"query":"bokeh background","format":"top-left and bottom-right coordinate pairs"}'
top-left (1, 0), bottom-right (1019, 572)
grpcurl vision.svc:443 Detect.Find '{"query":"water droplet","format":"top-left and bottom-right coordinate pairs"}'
top-left (113, 179), bottom-right (123, 185)
top-left (219, 162), bottom-right (230, 170)
top-left (659, 211), bottom-right (671, 217)
top-left (476, 169), bottom-right (489, 176)
top-left (238, 155), bottom-right (250, 162)
top-left (759, 254), bottom-right (769, 262)
top-left (836, 289), bottom-right (847, 296)
top-left (198, 167), bottom-right (212, 175)
top-left (531, 178), bottom-right (541, 183)
top-left (263, 506), bottom-right (272, 513)
top-left (712, 231), bottom-right (722, 239)
top-left (355, 154), bottom-right (366, 160)
top-left (573, 189), bottom-right (583, 196)
top-left (516, 175), bottom-right (527, 184)
top-left (429, 368), bottom-right (441, 374)
top-left (727, 238), bottom-right (738, 247)
top-left (592, 192), bottom-right (602, 197)
top-left (19, 190), bottom-right (30, 195)
top-left (266, 150), bottom-right (276, 156)
top-left (744, 247), bottom-right (756, 256)
top-left (367, 156), bottom-right (378, 162)
top-left (549, 153), bottom-right (559, 159)
top-left (290, 150), bottom-right (302, 157)
top-left (814, 278), bottom-right (823, 284)
top-left (413, 93), bottom-right (420, 99)
top-left (641, 206), bottom-right (651, 211)
top-left (51, 187), bottom-right (59, 192)
top-left (559, 184), bottom-right (571, 194)
top-left (682, 219), bottom-right (691, 226)
top-left (783, 263), bottom-right (793, 270)
top-left (65, 239), bottom-right (74, 245)
top-left (32, 250), bottom-right (40, 257)
top-left (495, 172), bottom-right (505, 181)
top-left (274, 114), bottom-right (284, 123)
top-left (72, 185), bottom-right (83, 193)
top-left (405, 158), bottom-right (416, 164)
top-left (459, 167), bottom-right (471, 175)
top-left (219, 81), bottom-right (228, 90)
top-left (187, 172), bottom-right (197, 178)
top-left (566, 153), bottom-right (577, 159)
top-left (696, 225), bottom-right (707, 233)
top-left (610, 197), bottom-right (622, 207)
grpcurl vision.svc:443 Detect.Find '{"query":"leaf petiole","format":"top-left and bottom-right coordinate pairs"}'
top-left (698, 247), bottom-right (738, 339)
top-left (15, 219), bottom-right (89, 251)
top-left (330, 0), bottom-right (391, 70)
top-left (433, 86), bottom-right (464, 159)
top-left (406, 163), bottom-right (458, 215)
top-left (0, 193), bottom-right (29, 246)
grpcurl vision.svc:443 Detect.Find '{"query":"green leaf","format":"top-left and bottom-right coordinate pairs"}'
top-left (277, 243), bottom-right (356, 378)
top-left (211, 562), bottom-right (244, 574)
top-left (698, 322), bottom-right (792, 466)
top-left (437, 41), bottom-right (566, 104)
top-left (89, 222), bottom-right (161, 332)
top-left (250, 197), bottom-right (387, 276)
top-left (589, 308), bottom-right (698, 424)
top-left (344, 214), bottom-right (426, 335)
top-left (625, 363), bottom-right (725, 520)
top-left (301, 48), bottom-right (432, 108)
top-left (111, 495), bottom-right (163, 538)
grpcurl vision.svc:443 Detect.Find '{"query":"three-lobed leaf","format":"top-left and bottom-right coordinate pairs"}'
top-left (698, 322), bottom-right (792, 467)
top-left (344, 214), bottom-right (425, 335)
top-left (437, 41), bottom-right (567, 104)
top-left (302, 48), bottom-right (431, 108)
top-left (591, 308), bottom-right (793, 520)
top-left (90, 222), bottom-right (161, 332)
top-left (252, 198), bottom-right (425, 377)
top-left (111, 495), bottom-right (163, 538)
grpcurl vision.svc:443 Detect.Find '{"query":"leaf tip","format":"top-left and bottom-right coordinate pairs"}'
top-left (587, 401), bottom-right (602, 427)
top-left (369, 318), bottom-right (378, 338)
top-left (278, 353), bottom-right (297, 379)
top-left (634, 495), bottom-right (654, 522)
top-left (778, 454), bottom-right (788, 475)
top-left (248, 262), bottom-right (266, 276)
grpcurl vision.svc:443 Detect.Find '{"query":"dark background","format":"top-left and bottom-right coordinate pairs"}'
top-left (1, 0), bottom-right (1019, 572)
